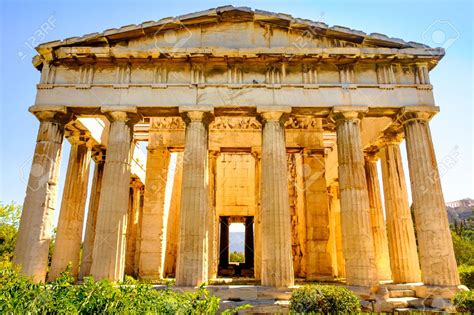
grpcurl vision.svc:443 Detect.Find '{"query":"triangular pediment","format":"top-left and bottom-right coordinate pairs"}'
top-left (36, 5), bottom-right (431, 52)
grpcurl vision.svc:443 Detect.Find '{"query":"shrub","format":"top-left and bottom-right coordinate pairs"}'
top-left (453, 290), bottom-right (474, 313)
top-left (229, 251), bottom-right (244, 263)
top-left (452, 232), bottom-right (474, 266)
top-left (459, 265), bottom-right (474, 289)
top-left (290, 284), bottom-right (360, 314)
top-left (0, 267), bottom-right (221, 314)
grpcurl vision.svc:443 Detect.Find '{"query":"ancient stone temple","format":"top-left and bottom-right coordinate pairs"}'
top-left (15, 6), bottom-right (460, 293)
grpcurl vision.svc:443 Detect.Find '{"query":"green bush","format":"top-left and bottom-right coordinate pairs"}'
top-left (459, 265), bottom-right (474, 289)
top-left (290, 284), bottom-right (360, 314)
top-left (229, 251), bottom-right (244, 263)
top-left (453, 290), bottom-right (474, 313)
top-left (0, 267), bottom-right (221, 314)
top-left (452, 232), bottom-right (474, 266)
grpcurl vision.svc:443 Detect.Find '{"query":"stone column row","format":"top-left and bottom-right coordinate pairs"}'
top-left (15, 107), bottom-right (140, 283)
top-left (16, 105), bottom-right (457, 289)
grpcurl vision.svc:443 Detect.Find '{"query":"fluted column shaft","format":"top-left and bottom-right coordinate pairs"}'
top-left (49, 135), bottom-right (92, 280)
top-left (125, 179), bottom-right (142, 276)
top-left (80, 152), bottom-right (105, 279)
top-left (138, 142), bottom-right (170, 280)
top-left (90, 110), bottom-right (138, 281)
top-left (163, 153), bottom-right (183, 277)
top-left (253, 151), bottom-right (262, 280)
top-left (175, 110), bottom-right (212, 286)
top-left (331, 108), bottom-right (377, 287)
top-left (259, 110), bottom-right (294, 287)
top-left (364, 154), bottom-right (392, 281)
top-left (380, 141), bottom-right (421, 283)
top-left (208, 151), bottom-right (219, 279)
top-left (402, 110), bottom-right (459, 286)
top-left (14, 108), bottom-right (69, 282)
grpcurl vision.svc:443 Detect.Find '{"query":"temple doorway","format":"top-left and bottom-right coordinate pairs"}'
top-left (218, 216), bottom-right (254, 277)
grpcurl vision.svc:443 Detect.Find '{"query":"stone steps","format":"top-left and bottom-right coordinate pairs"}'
top-left (389, 289), bottom-right (416, 298)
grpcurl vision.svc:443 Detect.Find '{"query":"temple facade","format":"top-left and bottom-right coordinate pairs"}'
top-left (14, 6), bottom-right (459, 291)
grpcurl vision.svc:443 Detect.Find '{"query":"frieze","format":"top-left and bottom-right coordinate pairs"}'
top-left (285, 116), bottom-right (321, 130)
top-left (210, 117), bottom-right (261, 130)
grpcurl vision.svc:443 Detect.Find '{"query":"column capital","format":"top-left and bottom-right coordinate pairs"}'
top-left (209, 150), bottom-right (221, 159)
top-left (397, 106), bottom-right (439, 125)
top-left (328, 106), bottom-right (368, 125)
top-left (130, 177), bottom-right (143, 190)
top-left (364, 150), bottom-right (380, 163)
top-left (29, 105), bottom-right (72, 124)
top-left (92, 148), bottom-right (106, 163)
top-left (101, 106), bottom-right (142, 124)
top-left (65, 130), bottom-right (94, 147)
top-left (179, 106), bottom-right (214, 125)
top-left (256, 106), bottom-right (291, 124)
top-left (381, 130), bottom-right (404, 146)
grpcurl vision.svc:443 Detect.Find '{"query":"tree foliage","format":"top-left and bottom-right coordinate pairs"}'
top-left (0, 202), bottom-right (22, 268)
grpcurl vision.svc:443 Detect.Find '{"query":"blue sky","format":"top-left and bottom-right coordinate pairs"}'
top-left (0, 0), bottom-right (472, 225)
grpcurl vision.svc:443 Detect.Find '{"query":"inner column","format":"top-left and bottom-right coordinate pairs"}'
top-left (219, 216), bottom-right (230, 271)
top-left (244, 216), bottom-right (254, 270)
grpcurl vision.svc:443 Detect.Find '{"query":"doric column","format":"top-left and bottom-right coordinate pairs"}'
top-left (49, 132), bottom-right (93, 281)
top-left (134, 186), bottom-right (145, 276)
top-left (163, 152), bottom-right (183, 277)
top-left (252, 150), bottom-right (262, 280)
top-left (14, 106), bottom-right (70, 282)
top-left (90, 108), bottom-right (140, 281)
top-left (244, 216), bottom-right (255, 269)
top-left (303, 150), bottom-right (333, 279)
top-left (79, 150), bottom-right (106, 280)
top-left (138, 137), bottom-right (170, 280)
top-left (219, 216), bottom-right (230, 269)
top-left (400, 107), bottom-right (459, 286)
top-left (175, 109), bottom-right (213, 286)
top-left (380, 134), bottom-right (421, 283)
top-left (125, 178), bottom-right (142, 276)
top-left (258, 108), bottom-right (294, 287)
top-left (364, 152), bottom-right (392, 281)
top-left (329, 107), bottom-right (378, 287)
top-left (208, 150), bottom-right (219, 280)
top-left (328, 183), bottom-right (345, 278)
